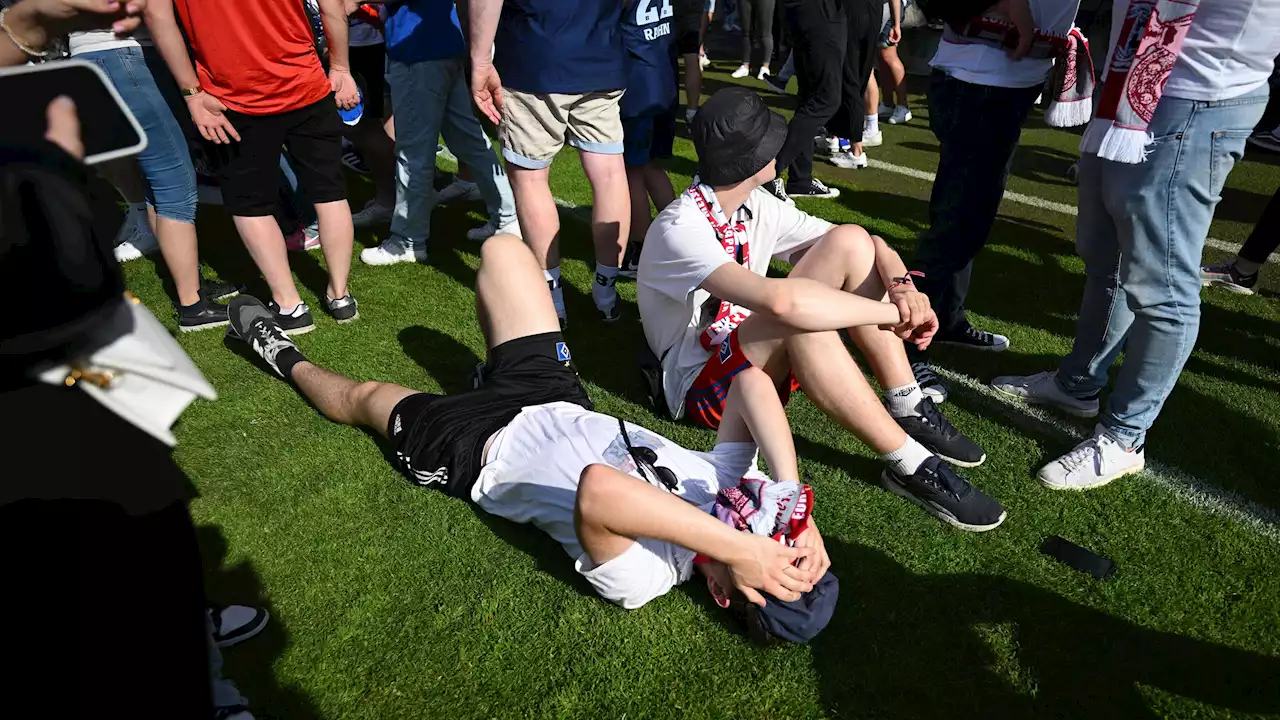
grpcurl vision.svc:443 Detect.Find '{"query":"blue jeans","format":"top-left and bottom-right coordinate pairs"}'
top-left (1057, 84), bottom-right (1269, 449)
top-left (79, 46), bottom-right (198, 224)
top-left (387, 56), bottom-right (516, 245)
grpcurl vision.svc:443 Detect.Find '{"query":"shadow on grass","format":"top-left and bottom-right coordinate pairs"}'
top-left (897, 140), bottom-right (1078, 188)
top-left (198, 526), bottom-right (325, 720)
top-left (812, 539), bottom-right (1280, 720)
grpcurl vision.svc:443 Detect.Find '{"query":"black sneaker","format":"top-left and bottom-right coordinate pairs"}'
top-left (208, 603), bottom-right (269, 648)
top-left (178, 299), bottom-right (230, 333)
top-left (1200, 262), bottom-right (1258, 295)
top-left (911, 361), bottom-right (948, 404)
top-left (266, 300), bottom-right (315, 336)
top-left (762, 177), bottom-right (795, 205)
top-left (881, 456), bottom-right (1006, 532)
top-left (894, 399), bottom-right (986, 467)
top-left (762, 73), bottom-right (789, 94)
top-left (786, 178), bottom-right (840, 199)
top-left (228, 296), bottom-right (301, 378)
top-left (325, 293), bottom-right (359, 323)
top-left (200, 278), bottom-right (244, 302)
top-left (935, 323), bottom-right (1009, 352)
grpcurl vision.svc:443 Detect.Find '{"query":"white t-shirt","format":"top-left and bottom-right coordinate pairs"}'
top-left (1154, 0), bottom-right (1280, 101)
top-left (637, 186), bottom-right (832, 419)
top-left (929, 1), bottom-right (1080, 89)
top-left (69, 28), bottom-right (151, 56)
top-left (470, 402), bottom-right (765, 609)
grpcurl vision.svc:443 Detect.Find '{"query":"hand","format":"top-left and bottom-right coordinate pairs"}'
top-left (329, 68), bottom-right (360, 110)
top-left (888, 23), bottom-right (901, 45)
top-left (727, 533), bottom-right (815, 607)
top-left (30, 0), bottom-right (146, 36)
top-left (44, 96), bottom-right (83, 159)
top-left (792, 525), bottom-right (831, 585)
top-left (471, 61), bottom-right (503, 125)
top-left (884, 283), bottom-right (938, 350)
top-left (185, 92), bottom-right (240, 144)
top-left (989, 0), bottom-right (1033, 60)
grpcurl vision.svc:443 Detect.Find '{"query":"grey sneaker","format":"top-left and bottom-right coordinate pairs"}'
top-left (325, 293), bottom-right (359, 323)
top-left (227, 296), bottom-right (302, 377)
top-left (990, 371), bottom-right (1099, 418)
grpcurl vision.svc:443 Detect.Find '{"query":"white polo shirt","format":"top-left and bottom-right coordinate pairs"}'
top-left (637, 185), bottom-right (832, 418)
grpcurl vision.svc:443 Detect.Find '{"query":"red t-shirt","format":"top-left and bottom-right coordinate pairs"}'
top-left (173, 0), bottom-right (331, 116)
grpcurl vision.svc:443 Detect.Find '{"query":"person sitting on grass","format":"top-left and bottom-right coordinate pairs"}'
top-left (226, 233), bottom-right (838, 643)
top-left (637, 87), bottom-right (1007, 533)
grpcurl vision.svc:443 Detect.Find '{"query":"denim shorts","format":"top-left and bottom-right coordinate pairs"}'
top-left (879, 0), bottom-right (913, 48)
top-left (78, 46), bottom-right (198, 224)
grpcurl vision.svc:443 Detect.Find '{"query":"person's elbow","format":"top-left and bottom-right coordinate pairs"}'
top-left (760, 279), bottom-right (797, 321)
top-left (575, 464), bottom-right (617, 525)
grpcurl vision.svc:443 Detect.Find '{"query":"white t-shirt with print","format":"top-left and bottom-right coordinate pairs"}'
top-left (637, 185), bottom-right (832, 419)
top-left (929, 0), bottom-right (1080, 89)
top-left (1149, 0), bottom-right (1280, 102)
top-left (470, 402), bottom-right (766, 609)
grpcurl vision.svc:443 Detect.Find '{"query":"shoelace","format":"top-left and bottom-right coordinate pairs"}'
top-left (812, 179), bottom-right (831, 192)
top-left (964, 325), bottom-right (994, 344)
top-left (1059, 437), bottom-right (1103, 473)
top-left (770, 178), bottom-right (790, 201)
top-left (919, 458), bottom-right (966, 499)
top-left (911, 361), bottom-right (940, 387)
top-left (916, 398), bottom-right (959, 440)
top-left (251, 320), bottom-right (294, 361)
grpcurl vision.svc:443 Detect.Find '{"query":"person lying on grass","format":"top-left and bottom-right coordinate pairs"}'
top-left (226, 234), bottom-right (838, 643)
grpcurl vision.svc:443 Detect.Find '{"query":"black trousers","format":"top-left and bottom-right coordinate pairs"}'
top-left (740, 0), bottom-right (776, 69)
top-left (775, 0), bottom-right (880, 187)
top-left (1238, 185), bottom-right (1280, 265)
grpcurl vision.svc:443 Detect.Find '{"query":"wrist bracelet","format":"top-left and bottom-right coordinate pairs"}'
top-left (182, 86), bottom-right (204, 97)
top-left (0, 7), bottom-right (54, 60)
top-left (888, 270), bottom-right (925, 291)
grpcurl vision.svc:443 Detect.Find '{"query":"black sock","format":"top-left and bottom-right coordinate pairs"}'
top-left (178, 299), bottom-right (205, 317)
top-left (275, 346), bottom-right (307, 381)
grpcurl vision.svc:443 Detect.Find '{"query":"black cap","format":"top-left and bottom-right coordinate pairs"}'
top-left (690, 87), bottom-right (788, 186)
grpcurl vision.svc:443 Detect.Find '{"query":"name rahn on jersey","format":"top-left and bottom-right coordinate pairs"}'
top-left (644, 22), bottom-right (671, 41)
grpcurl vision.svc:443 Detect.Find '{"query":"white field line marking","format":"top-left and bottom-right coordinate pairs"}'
top-left (549, 192), bottom-right (1280, 542)
top-left (934, 367), bottom-right (1280, 543)
top-left (865, 158), bottom-right (1273, 265)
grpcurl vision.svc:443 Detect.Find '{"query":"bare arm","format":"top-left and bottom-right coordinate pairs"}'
top-left (1, 0), bottom-right (146, 67)
top-left (574, 464), bottom-right (813, 606)
top-left (144, 0), bottom-right (198, 88)
top-left (317, 0), bottom-right (358, 108)
top-left (467, 0), bottom-right (503, 123)
top-left (702, 262), bottom-right (902, 333)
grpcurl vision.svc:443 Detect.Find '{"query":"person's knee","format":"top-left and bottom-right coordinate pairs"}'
top-left (820, 224), bottom-right (876, 268)
top-left (480, 232), bottom-right (531, 267)
top-left (344, 381), bottom-right (386, 424)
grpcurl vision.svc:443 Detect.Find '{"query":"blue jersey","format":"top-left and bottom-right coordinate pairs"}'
top-left (385, 0), bottom-right (465, 65)
top-left (495, 0), bottom-right (626, 95)
top-left (620, 0), bottom-right (678, 118)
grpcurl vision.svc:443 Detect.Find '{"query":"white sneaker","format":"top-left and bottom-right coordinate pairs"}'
top-left (824, 136), bottom-right (844, 155)
top-left (466, 218), bottom-right (523, 241)
top-left (829, 150), bottom-right (868, 169)
top-left (757, 67), bottom-right (770, 80)
top-left (731, 64), bottom-right (750, 79)
top-left (113, 212), bottom-right (158, 263)
top-left (360, 236), bottom-right (427, 266)
top-left (877, 102), bottom-right (893, 118)
top-left (351, 200), bottom-right (392, 229)
top-left (990, 371), bottom-right (1100, 418)
top-left (862, 129), bottom-right (883, 148)
top-left (889, 105), bottom-right (913, 124)
top-left (699, 53), bottom-right (710, 69)
top-left (1037, 431), bottom-right (1145, 491)
top-left (435, 179), bottom-right (481, 205)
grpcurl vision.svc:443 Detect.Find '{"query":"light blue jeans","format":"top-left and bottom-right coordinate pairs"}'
top-left (1056, 83), bottom-right (1269, 449)
top-left (387, 56), bottom-right (516, 246)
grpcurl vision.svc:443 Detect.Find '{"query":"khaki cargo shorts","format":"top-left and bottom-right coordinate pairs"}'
top-left (499, 88), bottom-right (625, 169)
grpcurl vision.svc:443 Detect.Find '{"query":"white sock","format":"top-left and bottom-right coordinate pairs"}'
top-left (592, 263), bottom-right (619, 311)
top-left (884, 381), bottom-right (925, 418)
top-left (865, 114), bottom-right (879, 136)
top-left (545, 267), bottom-right (566, 318)
top-left (883, 437), bottom-right (933, 476)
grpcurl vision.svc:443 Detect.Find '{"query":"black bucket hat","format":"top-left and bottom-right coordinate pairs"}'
top-left (690, 87), bottom-right (788, 186)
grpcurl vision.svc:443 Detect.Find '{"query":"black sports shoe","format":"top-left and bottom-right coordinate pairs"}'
top-left (325, 293), bottom-right (359, 323)
top-left (910, 361), bottom-right (948, 404)
top-left (763, 177), bottom-right (795, 205)
top-left (266, 300), bottom-right (315, 335)
top-left (935, 323), bottom-right (1009, 352)
top-left (894, 399), bottom-right (986, 467)
top-left (786, 178), bottom-right (840, 199)
top-left (881, 456), bottom-right (1006, 532)
top-left (178, 299), bottom-right (230, 333)
top-left (200, 278), bottom-right (244, 302)
top-left (227, 296), bottom-right (301, 378)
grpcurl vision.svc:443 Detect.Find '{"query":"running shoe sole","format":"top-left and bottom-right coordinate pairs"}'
top-left (1202, 278), bottom-right (1255, 295)
top-left (937, 452), bottom-right (987, 469)
top-left (214, 608), bottom-right (270, 648)
top-left (880, 470), bottom-right (1007, 532)
top-left (179, 319), bottom-right (231, 333)
top-left (990, 385), bottom-right (1099, 418)
top-left (280, 323), bottom-right (315, 336)
top-left (1038, 460), bottom-right (1145, 491)
top-left (932, 338), bottom-right (1009, 352)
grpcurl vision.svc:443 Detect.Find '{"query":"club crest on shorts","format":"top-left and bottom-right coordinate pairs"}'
top-left (556, 341), bottom-right (572, 363)
top-left (718, 338), bottom-right (734, 363)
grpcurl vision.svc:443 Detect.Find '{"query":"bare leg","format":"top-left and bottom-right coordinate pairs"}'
top-left (880, 47), bottom-right (908, 107)
top-left (384, 114), bottom-right (395, 142)
top-left (154, 217), bottom-right (203, 307)
top-left (683, 52), bottom-right (703, 112)
top-left (475, 234), bottom-right (563, 349)
top-left (717, 365), bottom-right (801, 481)
top-left (508, 164), bottom-right (560, 270)
top-left (626, 165), bottom-right (651, 252)
top-left (579, 150), bottom-right (630, 268)
top-left (645, 163), bottom-right (677, 210)
top-left (290, 362), bottom-right (417, 437)
top-left (313, 200), bottom-right (353, 300)
top-left (233, 215), bottom-right (303, 308)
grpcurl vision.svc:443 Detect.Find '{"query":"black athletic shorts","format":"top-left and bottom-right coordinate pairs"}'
top-left (349, 43), bottom-right (386, 121)
top-left (214, 94), bottom-right (346, 216)
top-left (387, 332), bottom-right (593, 500)
top-left (674, 0), bottom-right (703, 55)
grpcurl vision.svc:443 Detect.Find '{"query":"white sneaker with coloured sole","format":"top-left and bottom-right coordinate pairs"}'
top-left (1037, 431), bottom-right (1145, 491)
top-left (990, 371), bottom-right (1100, 418)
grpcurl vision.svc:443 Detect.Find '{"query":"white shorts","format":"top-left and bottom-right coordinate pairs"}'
top-left (575, 535), bottom-right (696, 610)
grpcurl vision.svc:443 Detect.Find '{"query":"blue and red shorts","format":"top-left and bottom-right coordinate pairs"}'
top-left (684, 329), bottom-right (800, 429)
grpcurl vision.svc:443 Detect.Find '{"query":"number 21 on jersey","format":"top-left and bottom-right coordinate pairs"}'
top-left (635, 0), bottom-right (674, 25)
